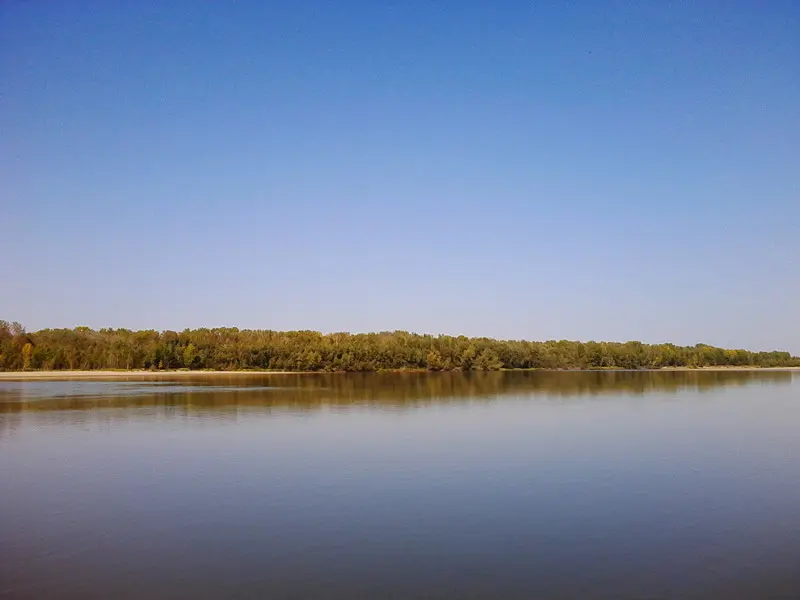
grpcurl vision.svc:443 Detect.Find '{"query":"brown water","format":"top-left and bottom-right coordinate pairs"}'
top-left (2, 371), bottom-right (799, 599)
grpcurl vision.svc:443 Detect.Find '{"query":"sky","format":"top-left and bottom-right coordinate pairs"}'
top-left (2, 1), bottom-right (798, 353)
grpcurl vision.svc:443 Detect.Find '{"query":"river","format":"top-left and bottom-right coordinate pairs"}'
top-left (2, 371), bottom-right (799, 599)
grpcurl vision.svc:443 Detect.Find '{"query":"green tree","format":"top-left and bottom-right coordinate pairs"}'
top-left (473, 349), bottom-right (503, 371)
top-left (1, 321), bottom-right (799, 372)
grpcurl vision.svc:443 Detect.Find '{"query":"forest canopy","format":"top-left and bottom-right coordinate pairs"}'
top-left (1, 321), bottom-right (798, 372)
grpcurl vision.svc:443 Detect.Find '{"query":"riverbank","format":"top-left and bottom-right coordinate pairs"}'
top-left (658, 366), bottom-right (800, 371)
top-left (0, 366), bottom-right (798, 380)
top-left (0, 370), bottom-right (298, 380)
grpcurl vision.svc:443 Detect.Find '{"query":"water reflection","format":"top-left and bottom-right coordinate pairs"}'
top-left (0, 370), bottom-right (792, 414)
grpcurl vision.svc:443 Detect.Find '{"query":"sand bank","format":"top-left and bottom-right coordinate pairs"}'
top-left (0, 370), bottom-right (299, 380)
top-left (0, 366), bottom-right (797, 380)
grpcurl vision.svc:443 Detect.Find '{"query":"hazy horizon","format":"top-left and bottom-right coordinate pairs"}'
top-left (3, 2), bottom-right (798, 353)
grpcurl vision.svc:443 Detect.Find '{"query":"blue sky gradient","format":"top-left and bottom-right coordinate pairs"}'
top-left (2, 1), bottom-right (798, 351)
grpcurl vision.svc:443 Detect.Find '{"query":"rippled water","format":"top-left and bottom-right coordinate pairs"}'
top-left (2, 371), bottom-right (799, 599)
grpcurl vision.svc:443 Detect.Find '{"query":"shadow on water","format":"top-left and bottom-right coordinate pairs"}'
top-left (0, 370), bottom-right (793, 415)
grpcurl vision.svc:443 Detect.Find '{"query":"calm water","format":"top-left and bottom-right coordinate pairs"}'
top-left (2, 371), bottom-right (799, 599)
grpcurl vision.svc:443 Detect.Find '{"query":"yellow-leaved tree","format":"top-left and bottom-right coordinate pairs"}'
top-left (22, 342), bottom-right (33, 371)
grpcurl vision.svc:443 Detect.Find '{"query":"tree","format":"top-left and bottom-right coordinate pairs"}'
top-left (459, 345), bottom-right (477, 370)
top-left (426, 349), bottom-right (444, 371)
top-left (473, 349), bottom-right (503, 371)
top-left (22, 342), bottom-right (33, 371)
top-left (0, 321), bottom-right (798, 372)
top-left (183, 343), bottom-right (198, 369)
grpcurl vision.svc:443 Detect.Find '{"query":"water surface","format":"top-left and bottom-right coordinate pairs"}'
top-left (2, 371), bottom-right (799, 599)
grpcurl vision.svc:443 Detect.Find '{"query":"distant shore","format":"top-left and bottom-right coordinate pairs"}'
top-left (0, 367), bottom-right (798, 380)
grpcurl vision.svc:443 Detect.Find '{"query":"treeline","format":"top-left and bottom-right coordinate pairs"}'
top-left (1, 321), bottom-right (798, 372)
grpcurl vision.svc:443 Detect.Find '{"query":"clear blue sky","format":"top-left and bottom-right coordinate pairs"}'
top-left (2, 1), bottom-right (798, 352)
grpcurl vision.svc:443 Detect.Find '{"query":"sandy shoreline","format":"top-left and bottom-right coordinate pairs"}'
top-left (0, 367), bottom-right (797, 380)
top-left (0, 370), bottom-right (300, 380)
